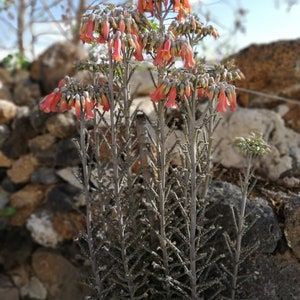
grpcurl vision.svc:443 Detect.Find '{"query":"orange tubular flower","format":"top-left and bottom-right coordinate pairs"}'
top-left (39, 91), bottom-right (61, 113)
top-left (80, 18), bottom-right (95, 43)
top-left (182, 0), bottom-right (191, 13)
top-left (101, 17), bottom-right (110, 41)
top-left (154, 40), bottom-right (174, 66)
top-left (227, 89), bottom-right (237, 111)
top-left (173, 0), bottom-right (180, 10)
top-left (84, 98), bottom-right (95, 119)
top-left (216, 89), bottom-right (229, 112)
top-left (150, 84), bottom-right (167, 102)
top-left (137, 0), bottom-right (145, 13)
top-left (74, 95), bottom-right (82, 119)
top-left (119, 17), bottom-right (125, 34)
top-left (133, 40), bottom-right (144, 61)
top-left (166, 86), bottom-right (178, 108)
top-left (183, 43), bottom-right (195, 68)
top-left (59, 97), bottom-right (71, 112)
top-left (146, 0), bottom-right (155, 14)
top-left (184, 83), bottom-right (192, 98)
top-left (153, 45), bottom-right (164, 67)
top-left (161, 39), bottom-right (172, 61)
top-left (100, 94), bottom-right (110, 111)
top-left (112, 35), bottom-right (123, 62)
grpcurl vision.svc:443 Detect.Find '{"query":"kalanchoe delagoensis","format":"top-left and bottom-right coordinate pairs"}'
top-left (39, 76), bottom-right (110, 119)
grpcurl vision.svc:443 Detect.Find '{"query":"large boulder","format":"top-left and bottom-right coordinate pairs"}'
top-left (30, 42), bottom-right (86, 94)
top-left (225, 39), bottom-right (300, 132)
top-left (213, 107), bottom-right (300, 181)
top-left (225, 39), bottom-right (300, 107)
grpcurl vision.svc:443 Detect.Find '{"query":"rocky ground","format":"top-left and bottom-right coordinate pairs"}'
top-left (0, 40), bottom-right (300, 299)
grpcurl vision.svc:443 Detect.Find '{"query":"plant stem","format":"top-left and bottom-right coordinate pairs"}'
top-left (188, 92), bottom-right (198, 299)
top-left (231, 153), bottom-right (253, 300)
top-left (157, 100), bottom-right (171, 296)
top-left (79, 116), bottom-right (102, 297)
top-left (108, 55), bottom-right (135, 298)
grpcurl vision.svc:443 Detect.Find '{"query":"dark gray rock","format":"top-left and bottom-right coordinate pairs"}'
top-left (30, 167), bottom-right (59, 185)
top-left (0, 124), bottom-right (10, 147)
top-left (207, 180), bottom-right (282, 254)
top-left (239, 253), bottom-right (300, 300)
top-left (0, 226), bottom-right (33, 270)
top-left (55, 139), bottom-right (80, 167)
top-left (47, 184), bottom-right (80, 212)
top-left (2, 115), bottom-right (37, 159)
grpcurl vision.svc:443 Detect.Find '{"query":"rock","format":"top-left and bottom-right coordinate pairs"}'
top-left (29, 105), bottom-right (52, 133)
top-left (130, 66), bottom-right (156, 96)
top-left (47, 184), bottom-right (80, 212)
top-left (2, 113), bottom-right (37, 159)
top-left (207, 181), bottom-right (281, 254)
top-left (225, 39), bottom-right (300, 107)
top-left (20, 276), bottom-right (47, 300)
top-left (30, 42), bottom-right (86, 94)
top-left (0, 274), bottom-right (19, 300)
top-left (0, 226), bottom-right (33, 270)
top-left (12, 71), bottom-right (41, 106)
top-left (0, 68), bottom-right (13, 101)
top-left (225, 39), bottom-right (300, 132)
top-left (7, 154), bottom-right (39, 184)
top-left (0, 124), bottom-right (10, 146)
top-left (9, 184), bottom-right (46, 226)
top-left (280, 176), bottom-right (300, 188)
top-left (0, 99), bottom-right (17, 124)
top-left (284, 195), bottom-right (300, 260)
top-left (32, 249), bottom-right (84, 300)
top-left (45, 112), bottom-right (77, 138)
top-left (8, 264), bottom-right (30, 290)
top-left (28, 133), bottom-right (56, 153)
top-left (0, 151), bottom-right (13, 167)
top-left (55, 139), bottom-right (80, 167)
top-left (0, 187), bottom-right (9, 209)
top-left (30, 167), bottom-right (59, 185)
top-left (1, 176), bottom-right (25, 193)
top-left (237, 253), bottom-right (300, 299)
top-left (56, 167), bottom-right (83, 189)
top-left (213, 107), bottom-right (300, 180)
top-left (282, 102), bottom-right (300, 132)
top-left (26, 210), bottom-right (62, 247)
top-left (51, 212), bottom-right (85, 240)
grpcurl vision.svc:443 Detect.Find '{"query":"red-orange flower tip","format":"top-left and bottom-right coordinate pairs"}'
top-left (39, 91), bottom-right (61, 113)
top-left (112, 35), bottom-right (123, 62)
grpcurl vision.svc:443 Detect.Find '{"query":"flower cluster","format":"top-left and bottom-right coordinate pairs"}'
top-left (150, 64), bottom-right (243, 111)
top-left (137, 0), bottom-right (191, 20)
top-left (80, 6), bottom-right (151, 62)
top-left (150, 81), bottom-right (237, 112)
top-left (168, 16), bottom-right (219, 39)
top-left (39, 76), bottom-right (110, 119)
top-left (234, 132), bottom-right (271, 156)
top-left (151, 36), bottom-right (195, 67)
top-left (39, 1), bottom-right (243, 116)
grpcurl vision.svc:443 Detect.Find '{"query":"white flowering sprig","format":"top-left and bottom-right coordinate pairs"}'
top-left (226, 131), bottom-right (270, 299)
top-left (234, 131), bottom-right (271, 157)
